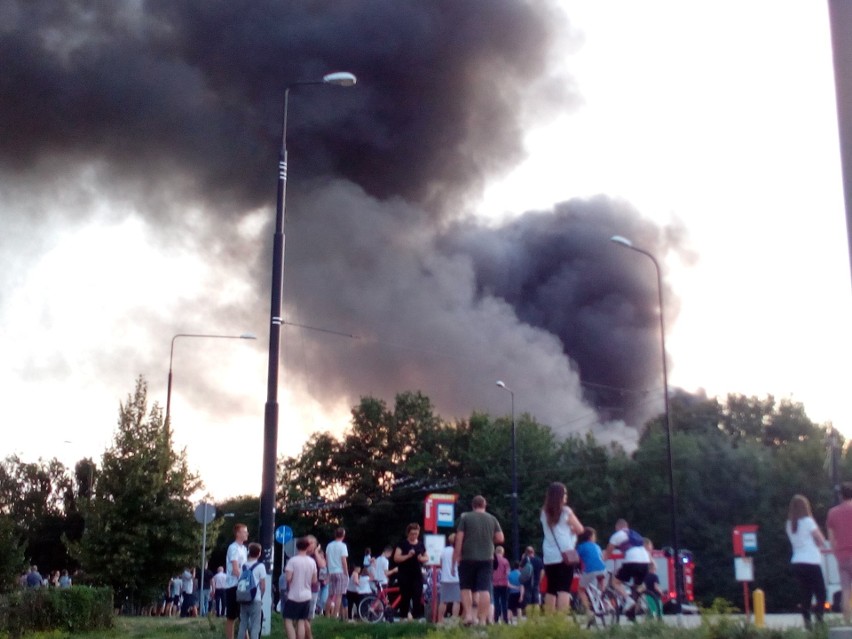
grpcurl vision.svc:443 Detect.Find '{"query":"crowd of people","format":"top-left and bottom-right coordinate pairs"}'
top-left (18, 565), bottom-right (72, 589)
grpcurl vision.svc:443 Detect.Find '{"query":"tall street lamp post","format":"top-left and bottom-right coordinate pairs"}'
top-left (166, 332), bottom-right (257, 434)
top-left (610, 235), bottom-right (683, 614)
top-left (496, 380), bottom-right (519, 563)
top-left (259, 72), bottom-right (357, 587)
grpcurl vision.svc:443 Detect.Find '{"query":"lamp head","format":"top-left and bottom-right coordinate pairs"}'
top-left (323, 71), bottom-right (357, 87)
top-left (496, 380), bottom-right (506, 389)
top-left (610, 235), bottom-right (633, 247)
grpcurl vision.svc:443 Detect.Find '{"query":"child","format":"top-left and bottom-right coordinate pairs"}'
top-left (284, 537), bottom-right (318, 639)
top-left (345, 566), bottom-right (362, 621)
top-left (576, 527), bottom-right (607, 618)
top-left (643, 561), bottom-right (663, 620)
top-left (507, 561), bottom-right (524, 624)
top-left (239, 543), bottom-right (267, 639)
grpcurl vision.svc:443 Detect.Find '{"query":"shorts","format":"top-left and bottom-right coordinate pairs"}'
top-left (543, 562), bottom-right (574, 595)
top-left (328, 572), bottom-right (348, 597)
top-left (580, 570), bottom-right (606, 588)
top-left (616, 562), bottom-right (649, 588)
top-left (440, 581), bottom-right (461, 603)
top-left (225, 586), bottom-right (240, 620)
top-left (458, 560), bottom-right (493, 593)
top-left (283, 599), bottom-right (311, 621)
top-left (171, 595), bottom-right (180, 605)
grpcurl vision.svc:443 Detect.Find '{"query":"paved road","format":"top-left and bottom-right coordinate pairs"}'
top-left (659, 613), bottom-right (840, 629)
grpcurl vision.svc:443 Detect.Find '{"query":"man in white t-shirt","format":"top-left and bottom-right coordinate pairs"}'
top-left (323, 527), bottom-right (349, 620)
top-left (439, 533), bottom-right (460, 620)
top-left (285, 537), bottom-right (318, 639)
top-left (225, 523), bottom-right (249, 639)
top-left (212, 566), bottom-right (228, 617)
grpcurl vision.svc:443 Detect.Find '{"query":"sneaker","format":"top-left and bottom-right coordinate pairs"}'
top-left (623, 596), bottom-right (635, 611)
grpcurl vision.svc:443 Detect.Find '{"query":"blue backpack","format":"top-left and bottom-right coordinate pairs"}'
top-left (236, 561), bottom-right (261, 603)
top-left (618, 529), bottom-right (645, 552)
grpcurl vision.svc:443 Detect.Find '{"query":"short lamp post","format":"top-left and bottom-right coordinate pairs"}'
top-left (610, 235), bottom-right (683, 613)
top-left (496, 380), bottom-right (519, 563)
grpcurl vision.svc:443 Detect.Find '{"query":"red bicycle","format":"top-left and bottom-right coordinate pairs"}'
top-left (357, 584), bottom-right (402, 623)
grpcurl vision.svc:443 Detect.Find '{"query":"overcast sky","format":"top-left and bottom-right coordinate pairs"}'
top-left (2, 1), bottom-right (849, 500)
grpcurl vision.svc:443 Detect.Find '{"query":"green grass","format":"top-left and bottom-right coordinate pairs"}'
top-left (0, 612), bottom-right (837, 639)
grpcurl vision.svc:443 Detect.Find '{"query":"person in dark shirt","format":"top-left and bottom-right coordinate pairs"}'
top-left (643, 561), bottom-right (663, 619)
top-left (393, 523), bottom-right (429, 619)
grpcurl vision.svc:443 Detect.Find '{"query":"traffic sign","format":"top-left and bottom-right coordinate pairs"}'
top-left (194, 502), bottom-right (216, 525)
top-left (275, 525), bottom-right (293, 544)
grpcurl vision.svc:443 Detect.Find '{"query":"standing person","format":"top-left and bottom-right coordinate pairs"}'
top-left (166, 573), bottom-right (182, 616)
top-left (58, 569), bottom-right (71, 588)
top-left (225, 523), bottom-right (249, 639)
top-left (180, 567), bottom-right (196, 617)
top-left (212, 567), bottom-right (228, 617)
top-left (438, 534), bottom-right (460, 621)
top-left (453, 495), bottom-right (504, 626)
top-left (520, 546), bottom-right (544, 607)
top-left (284, 537), bottom-right (318, 639)
top-left (492, 546), bottom-right (510, 624)
top-left (374, 546), bottom-right (397, 590)
top-left (540, 482), bottom-right (584, 613)
top-left (394, 523), bottom-right (429, 620)
top-left (305, 535), bottom-right (326, 634)
top-left (828, 482), bottom-right (852, 625)
top-left (507, 561), bottom-right (524, 623)
top-left (25, 566), bottom-right (42, 589)
top-left (604, 518), bottom-right (650, 616)
top-left (324, 527), bottom-right (349, 620)
top-left (345, 566), bottom-right (361, 620)
top-left (199, 562), bottom-right (213, 616)
top-left (786, 494), bottom-right (827, 628)
top-left (239, 543), bottom-right (267, 639)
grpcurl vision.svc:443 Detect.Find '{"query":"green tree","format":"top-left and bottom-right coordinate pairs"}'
top-left (70, 376), bottom-right (202, 609)
top-left (0, 455), bottom-right (75, 575)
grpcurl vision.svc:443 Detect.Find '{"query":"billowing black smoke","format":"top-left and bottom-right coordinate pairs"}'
top-left (0, 0), bottom-right (683, 443)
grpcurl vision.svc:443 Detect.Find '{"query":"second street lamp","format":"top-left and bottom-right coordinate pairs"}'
top-left (166, 332), bottom-right (257, 434)
top-left (496, 380), bottom-right (520, 563)
top-left (259, 72), bottom-right (357, 615)
top-left (610, 234), bottom-right (684, 615)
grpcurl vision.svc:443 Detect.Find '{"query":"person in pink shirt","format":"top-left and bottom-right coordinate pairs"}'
top-left (827, 482), bottom-right (852, 624)
top-left (492, 546), bottom-right (511, 624)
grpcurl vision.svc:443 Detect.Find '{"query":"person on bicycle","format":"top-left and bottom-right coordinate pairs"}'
top-left (604, 519), bottom-right (650, 615)
top-left (576, 527), bottom-right (606, 615)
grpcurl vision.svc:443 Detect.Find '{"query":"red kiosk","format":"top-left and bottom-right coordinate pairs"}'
top-left (423, 493), bottom-right (458, 622)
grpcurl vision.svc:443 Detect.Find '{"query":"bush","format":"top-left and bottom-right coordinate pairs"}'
top-left (0, 587), bottom-right (113, 637)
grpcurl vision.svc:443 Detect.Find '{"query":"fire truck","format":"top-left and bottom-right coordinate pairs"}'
top-left (604, 548), bottom-right (697, 614)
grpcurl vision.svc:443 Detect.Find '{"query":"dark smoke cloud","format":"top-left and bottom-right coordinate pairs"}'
top-left (1, 0), bottom-right (681, 446)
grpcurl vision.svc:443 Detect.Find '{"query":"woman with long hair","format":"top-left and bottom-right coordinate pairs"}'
top-left (786, 494), bottom-right (827, 629)
top-left (540, 482), bottom-right (584, 612)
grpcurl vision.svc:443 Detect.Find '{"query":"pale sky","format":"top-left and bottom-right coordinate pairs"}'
top-left (2, 1), bottom-right (849, 500)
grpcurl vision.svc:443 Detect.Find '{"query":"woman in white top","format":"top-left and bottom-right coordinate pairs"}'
top-left (785, 494), bottom-right (827, 628)
top-left (540, 482), bottom-right (584, 612)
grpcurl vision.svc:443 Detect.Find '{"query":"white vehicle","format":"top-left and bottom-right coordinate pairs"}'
top-left (821, 549), bottom-right (842, 611)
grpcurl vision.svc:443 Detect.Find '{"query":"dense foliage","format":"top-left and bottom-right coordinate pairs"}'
top-left (68, 377), bottom-right (203, 610)
top-left (276, 390), bottom-right (851, 612)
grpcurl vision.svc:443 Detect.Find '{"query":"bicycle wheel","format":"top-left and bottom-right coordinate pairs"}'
top-left (358, 595), bottom-right (385, 623)
top-left (603, 590), bottom-right (621, 625)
